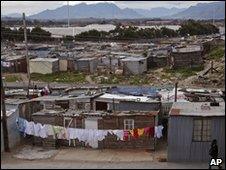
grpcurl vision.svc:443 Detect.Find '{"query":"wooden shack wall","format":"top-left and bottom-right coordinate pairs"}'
top-left (170, 51), bottom-right (203, 69)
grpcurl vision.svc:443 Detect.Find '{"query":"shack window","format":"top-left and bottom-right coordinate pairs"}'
top-left (124, 119), bottom-right (134, 130)
top-left (64, 117), bottom-right (76, 128)
top-left (193, 118), bottom-right (211, 142)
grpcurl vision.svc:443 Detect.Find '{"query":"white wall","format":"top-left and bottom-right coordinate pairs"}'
top-left (30, 60), bottom-right (58, 74)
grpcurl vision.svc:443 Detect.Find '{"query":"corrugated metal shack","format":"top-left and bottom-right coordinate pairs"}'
top-left (29, 58), bottom-right (59, 74)
top-left (75, 57), bottom-right (98, 74)
top-left (121, 57), bottom-right (147, 75)
top-left (94, 93), bottom-right (161, 112)
top-left (168, 102), bottom-right (225, 162)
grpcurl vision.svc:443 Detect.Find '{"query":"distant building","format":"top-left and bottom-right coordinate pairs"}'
top-left (147, 48), bottom-right (170, 69)
top-left (168, 102), bottom-right (225, 162)
top-left (1, 55), bottom-right (27, 73)
top-left (29, 58), bottom-right (59, 74)
top-left (168, 45), bottom-right (203, 69)
top-left (75, 57), bottom-right (98, 74)
top-left (121, 57), bottom-right (147, 75)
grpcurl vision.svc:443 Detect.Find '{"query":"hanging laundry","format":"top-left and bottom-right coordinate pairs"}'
top-left (44, 125), bottom-right (55, 139)
top-left (16, 118), bottom-right (27, 135)
top-left (112, 130), bottom-right (124, 141)
top-left (96, 130), bottom-right (108, 141)
top-left (133, 129), bottom-right (139, 139)
top-left (150, 127), bottom-right (154, 137)
top-left (57, 127), bottom-right (68, 139)
top-left (1, 61), bottom-right (11, 67)
top-left (155, 125), bottom-right (164, 138)
top-left (144, 127), bottom-right (151, 136)
top-left (123, 130), bottom-right (130, 141)
top-left (67, 128), bottom-right (75, 140)
top-left (34, 123), bottom-right (43, 137)
top-left (137, 128), bottom-right (144, 137)
top-left (39, 124), bottom-right (48, 138)
top-left (52, 126), bottom-right (64, 139)
top-left (24, 121), bottom-right (35, 135)
top-left (67, 128), bottom-right (77, 146)
top-left (129, 129), bottom-right (134, 136)
top-left (144, 127), bottom-right (154, 137)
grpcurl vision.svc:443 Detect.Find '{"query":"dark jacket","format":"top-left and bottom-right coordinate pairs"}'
top-left (209, 144), bottom-right (218, 158)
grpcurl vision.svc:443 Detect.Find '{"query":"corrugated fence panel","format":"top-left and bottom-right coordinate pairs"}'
top-left (212, 117), bottom-right (225, 161)
top-left (169, 116), bottom-right (225, 162)
top-left (168, 116), bottom-right (193, 161)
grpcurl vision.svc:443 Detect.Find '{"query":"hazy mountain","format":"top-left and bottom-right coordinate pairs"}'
top-left (29, 2), bottom-right (143, 20)
top-left (2, 13), bottom-right (22, 18)
top-left (170, 1), bottom-right (225, 19)
top-left (134, 7), bottom-right (186, 18)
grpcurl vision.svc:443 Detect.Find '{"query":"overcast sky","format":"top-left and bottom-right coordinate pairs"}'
top-left (1, 1), bottom-right (218, 16)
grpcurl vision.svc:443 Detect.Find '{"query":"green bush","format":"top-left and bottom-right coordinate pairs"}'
top-left (163, 66), bottom-right (204, 78)
top-left (208, 46), bottom-right (225, 60)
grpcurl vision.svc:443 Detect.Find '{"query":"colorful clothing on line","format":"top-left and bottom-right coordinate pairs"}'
top-left (123, 130), bottom-right (130, 141)
top-left (137, 128), bottom-right (144, 136)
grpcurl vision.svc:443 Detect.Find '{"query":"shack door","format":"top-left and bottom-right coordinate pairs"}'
top-left (85, 117), bottom-right (99, 148)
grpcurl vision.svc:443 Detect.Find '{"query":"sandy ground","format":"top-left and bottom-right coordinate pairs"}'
top-left (2, 142), bottom-right (224, 169)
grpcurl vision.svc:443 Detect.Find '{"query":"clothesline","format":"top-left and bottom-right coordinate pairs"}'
top-left (16, 117), bottom-right (163, 148)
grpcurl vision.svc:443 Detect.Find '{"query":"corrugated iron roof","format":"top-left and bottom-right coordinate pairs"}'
top-left (169, 102), bottom-right (225, 117)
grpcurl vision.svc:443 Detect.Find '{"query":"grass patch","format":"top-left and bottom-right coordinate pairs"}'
top-left (92, 74), bottom-right (124, 84)
top-left (163, 66), bottom-right (204, 78)
top-left (31, 71), bottom-right (86, 83)
top-left (160, 73), bottom-right (172, 80)
top-left (92, 74), bottom-right (150, 85)
top-left (4, 75), bottom-right (22, 82)
top-left (208, 46), bottom-right (225, 60)
top-left (128, 75), bottom-right (149, 85)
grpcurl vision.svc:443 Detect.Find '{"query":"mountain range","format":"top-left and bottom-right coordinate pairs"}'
top-left (170, 1), bottom-right (225, 20)
top-left (133, 7), bottom-right (186, 18)
top-left (2, 1), bottom-right (225, 20)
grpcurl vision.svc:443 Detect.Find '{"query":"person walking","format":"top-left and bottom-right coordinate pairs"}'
top-left (209, 139), bottom-right (222, 169)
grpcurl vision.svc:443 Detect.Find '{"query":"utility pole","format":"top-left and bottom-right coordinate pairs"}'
top-left (174, 82), bottom-right (178, 102)
top-left (1, 71), bottom-right (10, 152)
top-left (67, 1), bottom-right (70, 27)
top-left (23, 13), bottom-right (31, 99)
top-left (212, 6), bottom-right (215, 26)
top-left (1, 7), bottom-right (10, 152)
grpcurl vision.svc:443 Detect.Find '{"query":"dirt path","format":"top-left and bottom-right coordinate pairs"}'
top-left (85, 75), bottom-right (95, 84)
